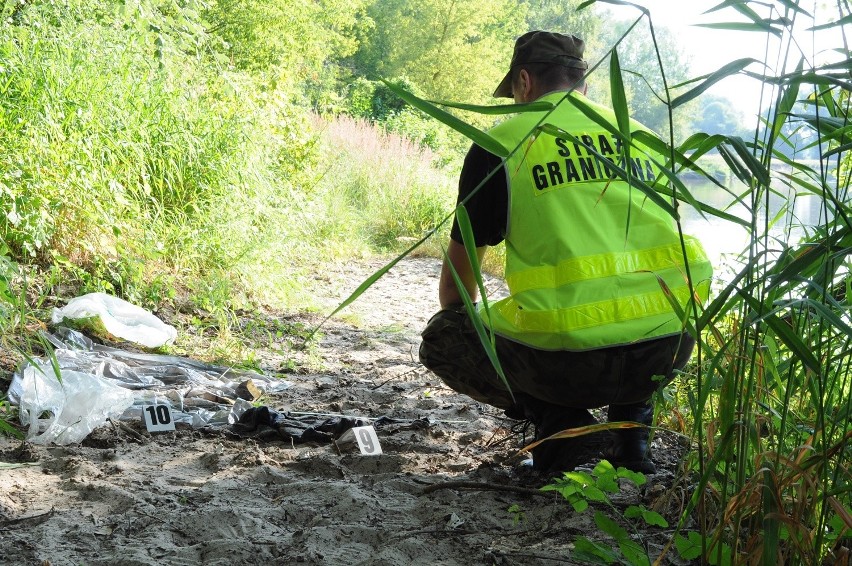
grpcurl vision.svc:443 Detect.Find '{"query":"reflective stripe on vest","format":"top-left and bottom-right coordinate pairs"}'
top-left (506, 238), bottom-right (708, 294)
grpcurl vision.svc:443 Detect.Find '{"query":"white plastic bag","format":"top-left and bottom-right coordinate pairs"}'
top-left (51, 292), bottom-right (177, 348)
top-left (18, 362), bottom-right (135, 445)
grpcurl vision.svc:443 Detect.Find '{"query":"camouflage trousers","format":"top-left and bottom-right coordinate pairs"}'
top-left (418, 306), bottom-right (695, 411)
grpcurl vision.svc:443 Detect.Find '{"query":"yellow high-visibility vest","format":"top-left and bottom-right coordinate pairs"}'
top-left (479, 91), bottom-right (713, 350)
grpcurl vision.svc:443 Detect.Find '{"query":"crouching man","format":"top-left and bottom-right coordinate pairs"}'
top-left (420, 31), bottom-right (712, 474)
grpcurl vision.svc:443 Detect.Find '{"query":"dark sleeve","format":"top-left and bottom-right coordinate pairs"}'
top-left (450, 143), bottom-right (508, 247)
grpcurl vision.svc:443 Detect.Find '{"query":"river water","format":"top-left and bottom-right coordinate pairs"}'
top-left (678, 180), bottom-right (829, 280)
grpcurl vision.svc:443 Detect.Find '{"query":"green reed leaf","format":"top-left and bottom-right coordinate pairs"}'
top-left (579, 0), bottom-right (648, 15)
top-left (823, 141), bottom-right (852, 159)
top-left (772, 59), bottom-right (803, 139)
top-left (454, 205), bottom-right (493, 334)
top-left (382, 80), bottom-right (508, 158)
top-left (775, 0), bottom-right (811, 17)
top-left (808, 12), bottom-right (852, 30)
top-left (442, 220), bottom-right (512, 400)
top-left (671, 59), bottom-right (760, 108)
top-left (609, 49), bottom-right (631, 144)
top-left (762, 468), bottom-right (781, 566)
top-left (696, 22), bottom-right (781, 36)
top-left (737, 290), bottom-right (822, 375)
top-left (730, 138), bottom-right (772, 184)
top-left (425, 99), bottom-right (555, 115)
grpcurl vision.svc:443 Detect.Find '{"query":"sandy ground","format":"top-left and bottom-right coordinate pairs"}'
top-left (0, 257), bottom-right (694, 566)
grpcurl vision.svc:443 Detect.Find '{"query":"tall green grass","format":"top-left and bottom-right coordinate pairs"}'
top-left (313, 114), bottom-right (455, 253)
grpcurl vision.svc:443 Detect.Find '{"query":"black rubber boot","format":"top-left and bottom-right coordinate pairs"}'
top-left (604, 402), bottom-right (656, 474)
top-left (525, 399), bottom-right (599, 473)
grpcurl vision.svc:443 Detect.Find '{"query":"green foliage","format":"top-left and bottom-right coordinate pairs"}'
top-left (202, 0), bottom-right (367, 75)
top-left (0, 0), bottom-right (364, 317)
top-left (542, 460), bottom-right (668, 565)
top-left (693, 94), bottom-right (753, 139)
top-left (342, 76), bottom-right (465, 153)
top-left (0, 244), bottom-right (19, 331)
top-left (522, 0), bottom-right (601, 38)
top-left (351, 0), bottom-right (526, 108)
top-left (596, 21), bottom-right (694, 140)
top-left (313, 114), bottom-right (455, 253)
top-left (506, 503), bottom-right (525, 525)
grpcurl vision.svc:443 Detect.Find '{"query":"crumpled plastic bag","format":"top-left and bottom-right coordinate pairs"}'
top-left (17, 362), bottom-right (136, 445)
top-left (8, 328), bottom-right (291, 444)
top-left (51, 292), bottom-right (177, 349)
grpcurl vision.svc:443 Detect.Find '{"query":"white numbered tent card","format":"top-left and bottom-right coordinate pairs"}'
top-left (142, 404), bottom-right (176, 432)
top-left (351, 425), bottom-right (383, 455)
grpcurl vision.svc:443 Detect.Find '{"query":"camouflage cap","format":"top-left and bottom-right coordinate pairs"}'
top-left (493, 31), bottom-right (588, 98)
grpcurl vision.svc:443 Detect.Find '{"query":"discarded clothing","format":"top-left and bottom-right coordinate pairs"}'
top-left (229, 407), bottom-right (430, 443)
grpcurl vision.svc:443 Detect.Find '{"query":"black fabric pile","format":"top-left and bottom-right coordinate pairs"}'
top-left (228, 406), bottom-right (429, 443)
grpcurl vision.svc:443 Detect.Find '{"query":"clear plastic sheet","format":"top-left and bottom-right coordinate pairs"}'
top-left (8, 328), bottom-right (290, 444)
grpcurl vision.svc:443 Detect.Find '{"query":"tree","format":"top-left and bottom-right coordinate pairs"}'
top-left (351, 0), bottom-right (527, 106)
top-left (693, 95), bottom-right (751, 138)
top-left (596, 21), bottom-right (693, 141)
top-left (204, 0), bottom-right (368, 90)
top-left (522, 0), bottom-right (602, 47)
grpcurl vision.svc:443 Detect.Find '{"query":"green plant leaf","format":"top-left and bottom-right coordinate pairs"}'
top-left (442, 212), bottom-right (512, 401)
top-left (620, 538), bottom-right (651, 566)
top-left (595, 511), bottom-right (651, 566)
top-left (671, 59), bottom-right (760, 108)
top-left (696, 22), bottom-right (782, 36)
top-left (643, 508), bottom-right (668, 527)
top-left (736, 290), bottom-right (822, 375)
top-left (771, 58), bottom-right (803, 139)
top-left (571, 497), bottom-right (590, 513)
top-left (382, 80), bottom-right (508, 158)
top-left (716, 136), bottom-right (770, 186)
top-left (615, 466), bottom-right (647, 486)
top-left (822, 141), bottom-right (852, 159)
top-left (581, 485), bottom-right (609, 503)
top-left (609, 49), bottom-right (631, 144)
top-left (579, 0), bottom-right (648, 15)
top-left (455, 206), bottom-right (492, 332)
top-left (425, 99), bottom-right (555, 115)
top-left (572, 536), bottom-right (618, 564)
top-left (595, 473), bottom-right (619, 494)
top-left (767, 226), bottom-right (852, 295)
top-left (775, 0), bottom-right (811, 16)
top-left (0, 420), bottom-right (23, 439)
top-left (594, 511), bottom-right (628, 540)
top-left (795, 298), bottom-right (852, 337)
top-left (592, 459), bottom-right (616, 476)
top-left (726, 1), bottom-right (786, 31)
top-left (624, 505), bottom-right (668, 527)
top-left (675, 532), bottom-right (703, 560)
top-left (452, 208), bottom-right (511, 392)
top-left (808, 12), bottom-right (852, 30)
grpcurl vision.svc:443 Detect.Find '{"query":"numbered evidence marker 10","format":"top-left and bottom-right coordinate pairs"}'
top-left (142, 404), bottom-right (176, 432)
